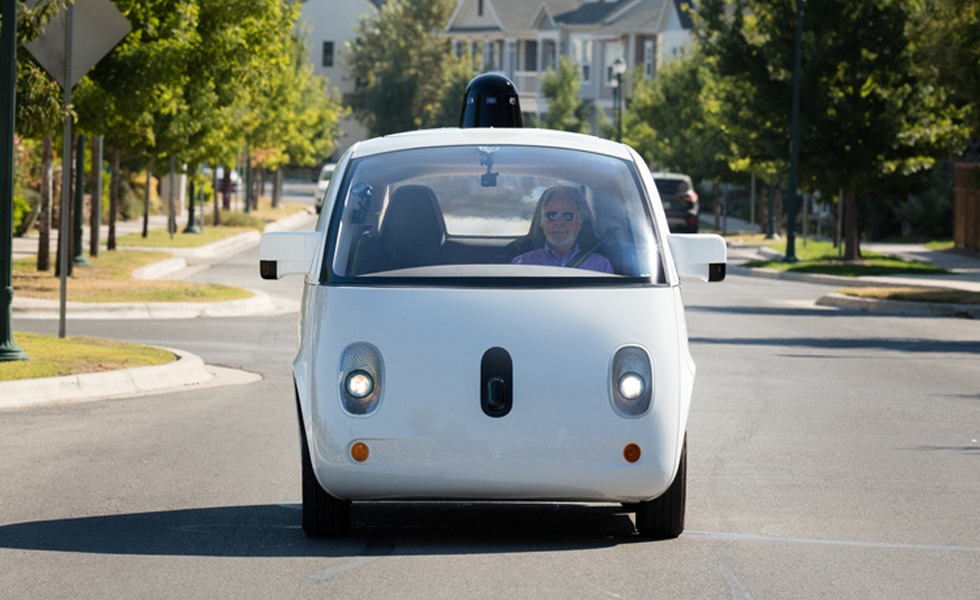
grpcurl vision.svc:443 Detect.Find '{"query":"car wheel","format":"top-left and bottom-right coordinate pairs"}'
top-left (300, 422), bottom-right (351, 537)
top-left (634, 436), bottom-right (686, 539)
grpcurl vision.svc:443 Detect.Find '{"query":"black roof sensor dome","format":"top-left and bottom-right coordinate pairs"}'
top-left (459, 73), bottom-right (523, 129)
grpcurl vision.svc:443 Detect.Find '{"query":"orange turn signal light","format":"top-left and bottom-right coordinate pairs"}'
top-left (623, 443), bottom-right (642, 463)
top-left (351, 442), bottom-right (370, 463)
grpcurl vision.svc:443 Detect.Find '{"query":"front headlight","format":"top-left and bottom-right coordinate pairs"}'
top-left (339, 343), bottom-right (383, 415)
top-left (345, 370), bottom-right (374, 398)
top-left (618, 372), bottom-right (646, 400)
top-left (610, 346), bottom-right (653, 417)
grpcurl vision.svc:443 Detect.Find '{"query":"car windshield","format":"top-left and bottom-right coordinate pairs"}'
top-left (325, 144), bottom-right (664, 285)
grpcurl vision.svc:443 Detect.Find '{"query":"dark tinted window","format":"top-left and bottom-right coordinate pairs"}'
top-left (654, 179), bottom-right (690, 194)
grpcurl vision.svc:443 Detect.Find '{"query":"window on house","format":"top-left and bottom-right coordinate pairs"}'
top-left (322, 41), bottom-right (334, 68)
top-left (644, 40), bottom-right (655, 79)
top-left (524, 40), bottom-right (538, 71)
top-left (542, 39), bottom-right (557, 72)
top-left (571, 37), bottom-right (593, 82)
top-left (478, 0), bottom-right (484, 16)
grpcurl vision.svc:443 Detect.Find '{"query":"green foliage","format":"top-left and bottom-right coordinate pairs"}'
top-left (434, 49), bottom-right (479, 128)
top-left (13, 1), bottom-right (69, 137)
top-left (627, 47), bottom-right (736, 185)
top-left (66, 0), bottom-right (342, 174)
top-left (250, 30), bottom-right (343, 169)
top-left (908, 0), bottom-right (980, 141)
top-left (531, 57), bottom-right (591, 133)
top-left (344, 0), bottom-right (457, 137)
top-left (693, 0), bottom-right (970, 258)
top-left (12, 190), bottom-right (32, 236)
top-left (218, 210), bottom-right (265, 231)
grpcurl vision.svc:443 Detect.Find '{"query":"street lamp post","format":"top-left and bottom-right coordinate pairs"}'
top-left (611, 58), bottom-right (626, 143)
top-left (783, 0), bottom-right (805, 263)
top-left (1, 0), bottom-right (28, 360)
top-left (183, 166), bottom-right (201, 234)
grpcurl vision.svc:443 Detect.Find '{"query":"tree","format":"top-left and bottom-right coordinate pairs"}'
top-left (532, 57), bottom-right (590, 133)
top-left (626, 48), bottom-right (734, 183)
top-left (433, 48), bottom-right (478, 128)
top-left (344, 0), bottom-right (456, 137)
top-left (908, 0), bottom-right (979, 146)
top-left (74, 0), bottom-right (200, 247)
top-left (695, 0), bottom-right (969, 259)
top-left (249, 29), bottom-right (343, 207)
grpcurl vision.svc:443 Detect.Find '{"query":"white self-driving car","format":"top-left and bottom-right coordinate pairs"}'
top-left (260, 127), bottom-right (726, 539)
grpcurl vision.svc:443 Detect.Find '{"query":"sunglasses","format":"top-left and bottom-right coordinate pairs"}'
top-left (544, 211), bottom-right (577, 222)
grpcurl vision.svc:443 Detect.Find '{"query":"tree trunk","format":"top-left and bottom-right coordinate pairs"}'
top-left (89, 136), bottom-right (102, 258)
top-left (843, 188), bottom-right (861, 260)
top-left (212, 166), bottom-right (221, 226)
top-left (37, 134), bottom-right (53, 272)
top-left (271, 169), bottom-right (282, 209)
top-left (761, 184), bottom-right (770, 237)
top-left (221, 167), bottom-right (232, 212)
top-left (142, 159), bottom-right (153, 238)
top-left (107, 147), bottom-right (121, 251)
top-left (774, 187), bottom-right (784, 236)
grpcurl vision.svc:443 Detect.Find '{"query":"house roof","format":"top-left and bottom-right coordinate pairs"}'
top-left (553, 0), bottom-right (629, 26)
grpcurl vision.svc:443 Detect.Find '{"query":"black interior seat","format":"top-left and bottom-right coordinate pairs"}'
top-left (378, 184), bottom-right (447, 270)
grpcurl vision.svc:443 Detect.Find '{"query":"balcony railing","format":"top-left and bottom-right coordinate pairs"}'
top-left (512, 71), bottom-right (540, 96)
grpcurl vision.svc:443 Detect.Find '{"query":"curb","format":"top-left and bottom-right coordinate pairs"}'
top-left (729, 265), bottom-right (979, 319)
top-left (0, 348), bottom-right (262, 410)
top-left (10, 288), bottom-right (279, 320)
top-left (815, 292), bottom-right (980, 319)
top-left (132, 257), bottom-right (187, 280)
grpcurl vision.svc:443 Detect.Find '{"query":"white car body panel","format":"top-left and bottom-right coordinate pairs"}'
top-left (297, 284), bottom-right (689, 502)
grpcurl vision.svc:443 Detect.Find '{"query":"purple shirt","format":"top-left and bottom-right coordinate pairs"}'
top-left (512, 243), bottom-right (614, 273)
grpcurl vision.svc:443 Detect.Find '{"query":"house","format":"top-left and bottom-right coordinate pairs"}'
top-left (298, 0), bottom-right (386, 159)
top-left (444, 0), bottom-right (695, 131)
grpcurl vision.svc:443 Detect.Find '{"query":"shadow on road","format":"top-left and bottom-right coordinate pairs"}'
top-left (690, 336), bottom-right (980, 354)
top-left (0, 502), bottom-right (649, 557)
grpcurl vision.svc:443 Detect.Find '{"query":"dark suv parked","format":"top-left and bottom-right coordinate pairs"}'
top-left (652, 172), bottom-right (699, 233)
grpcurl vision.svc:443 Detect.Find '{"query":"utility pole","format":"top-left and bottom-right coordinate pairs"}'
top-left (783, 0), bottom-right (805, 263)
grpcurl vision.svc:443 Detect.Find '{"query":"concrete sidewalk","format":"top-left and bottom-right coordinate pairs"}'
top-left (4, 206), bottom-right (315, 409)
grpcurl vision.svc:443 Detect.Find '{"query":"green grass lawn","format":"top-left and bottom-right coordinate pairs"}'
top-left (13, 250), bottom-right (252, 303)
top-left (114, 226), bottom-right (257, 248)
top-left (744, 239), bottom-right (947, 277)
top-left (0, 332), bottom-right (175, 382)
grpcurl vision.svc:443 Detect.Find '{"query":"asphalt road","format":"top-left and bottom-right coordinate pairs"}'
top-left (3, 246), bottom-right (979, 598)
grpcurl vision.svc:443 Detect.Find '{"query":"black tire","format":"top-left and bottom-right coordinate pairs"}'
top-left (300, 422), bottom-right (351, 537)
top-left (634, 436), bottom-right (686, 539)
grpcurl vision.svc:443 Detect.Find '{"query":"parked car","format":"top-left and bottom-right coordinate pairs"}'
top-left (314, 163), bottom-right (336, 213)
top-left (652, 172), bottom-right (699, 233)
top-left (259, 128), bottom-right (726, 539)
